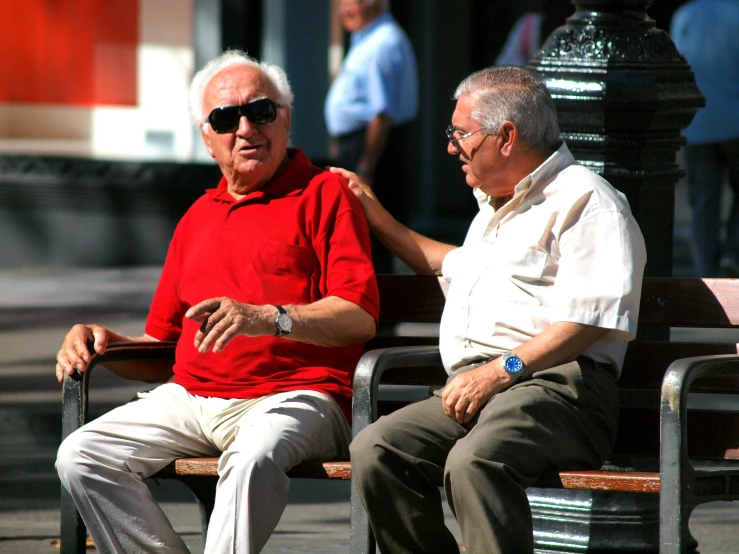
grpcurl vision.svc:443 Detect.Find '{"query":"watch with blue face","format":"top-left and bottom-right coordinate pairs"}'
top-left (501, 351), bottom-right (525, 381)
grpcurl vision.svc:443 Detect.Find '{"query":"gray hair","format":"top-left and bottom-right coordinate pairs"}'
top-left (454, 66), bottom-right (561, 154)
top-left (189, 50), bottom-right (294, 126)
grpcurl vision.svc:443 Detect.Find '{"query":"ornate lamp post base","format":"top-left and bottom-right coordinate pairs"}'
top-left (528, 488), bottom-right (697, 553)
top-left (527, 1), bottom-right (703, 552)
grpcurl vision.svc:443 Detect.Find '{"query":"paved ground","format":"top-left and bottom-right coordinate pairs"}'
top-left (2, 175), bottom-right (739, 553)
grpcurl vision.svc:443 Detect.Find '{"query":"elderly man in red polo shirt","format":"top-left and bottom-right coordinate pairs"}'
top-left (54, 50), bottom-right (379, 554)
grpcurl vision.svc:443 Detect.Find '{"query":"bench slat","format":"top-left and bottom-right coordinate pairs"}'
top-left (377, 275), bottom-right (445, 323)
top-left (164, 458), bottom-right (661, 493)
top-left (639, 278), bottom-right (739, 328)
top-left (622, 342), bottom-right (739, 392)
top-left (168, 458), bottom-right (353, 480)
top-left (373, 275), bottom-right (739, 328)
top-left (558, 471), bottom-right (660, 493)
top-left (614, 408), bottom-right (739, 459)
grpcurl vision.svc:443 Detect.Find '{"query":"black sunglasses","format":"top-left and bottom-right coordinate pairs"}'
top-left (205, 97), bottom-right (281, 133)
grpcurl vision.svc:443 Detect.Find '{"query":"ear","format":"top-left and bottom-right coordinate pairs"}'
top-left (498, 121), bottom-right (517, 157)
top-left (200, 125), bottom-right (216, 158)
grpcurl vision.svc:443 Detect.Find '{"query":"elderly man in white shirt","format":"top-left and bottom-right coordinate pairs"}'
top-left (331, 65), bottom-right (646, 554)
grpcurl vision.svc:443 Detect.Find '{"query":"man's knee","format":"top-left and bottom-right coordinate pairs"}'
top-left (350, 418), bottom-right (399, 475)
top-left (219, 435), bottom-right (296, 486)
top-left (351, 415), bottom-right (394, 452)
top-left (350, 423), bottom-right (377, 466)
top-left (444, 440), bottom-right (507, 486)
top-left (444, 443), bottom-right (473, 483)
top-left (56, 430), bottom-right (95, 485)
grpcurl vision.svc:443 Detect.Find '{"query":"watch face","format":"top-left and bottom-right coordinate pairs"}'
top-left (504, 355), bottom-right (524, 375)
top-left (277, 313), bottom-right (293, 333)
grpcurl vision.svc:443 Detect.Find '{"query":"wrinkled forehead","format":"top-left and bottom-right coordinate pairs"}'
top-left (203, 65), bottom-right (279, 112)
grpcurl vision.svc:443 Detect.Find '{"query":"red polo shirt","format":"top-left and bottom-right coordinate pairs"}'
top-left (145, 148), bottom-right (379, 418)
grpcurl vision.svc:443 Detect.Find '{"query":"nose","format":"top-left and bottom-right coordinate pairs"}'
top-left (236, 114), bottom-right (258, 137)
top-left (447, 139), bottom-right (459, 156)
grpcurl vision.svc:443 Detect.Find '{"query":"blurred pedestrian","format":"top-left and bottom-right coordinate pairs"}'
top-left (325, 0), bottom-right (418, 272)
top-left (671, 0), bottom-right (739, 277)
top-left (494, 1), bottom-right (573, 66)
top-left (495, 12), bottom-right (544, 66)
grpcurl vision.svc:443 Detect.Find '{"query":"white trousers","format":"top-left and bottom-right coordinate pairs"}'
top-left (56, 383), bottom-right (351, 554)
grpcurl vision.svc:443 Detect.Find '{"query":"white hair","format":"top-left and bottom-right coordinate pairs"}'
top-left (189, 50), bottom-right (294, 126)
top-left (454, 66), bottom-right (561, 154)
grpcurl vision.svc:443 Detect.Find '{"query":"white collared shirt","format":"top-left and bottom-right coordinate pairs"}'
top-left (439, 142), bottom-right (647, 377)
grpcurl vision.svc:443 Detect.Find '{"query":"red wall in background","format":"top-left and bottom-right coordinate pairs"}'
top-left (0, 0), bottom-right (139, 106)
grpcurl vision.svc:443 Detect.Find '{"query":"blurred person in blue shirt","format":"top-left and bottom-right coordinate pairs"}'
top-left (671, 0), bottom-right (739, 277)
top-left (325, 0), bottom-right (418, 272)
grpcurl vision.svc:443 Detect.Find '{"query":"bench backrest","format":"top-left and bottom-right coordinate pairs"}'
top-left (371, 275), bottom-right (739, 463)
top-left (98, 275), bottom-right (739, 463)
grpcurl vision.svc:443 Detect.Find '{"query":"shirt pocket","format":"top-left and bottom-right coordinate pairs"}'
top-left (235, 239), bottom-right (318, 305)
top-left (334, 67), bottom-right (366, 103)
top-left (477, 246), bottom-right (549, 306)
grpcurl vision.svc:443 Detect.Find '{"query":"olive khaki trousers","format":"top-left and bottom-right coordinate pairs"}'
top-left (350, 358), bottom-right (619, 554)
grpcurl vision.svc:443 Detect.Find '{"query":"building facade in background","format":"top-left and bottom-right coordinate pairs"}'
top-left (0, 0), bottom-right (690, 267)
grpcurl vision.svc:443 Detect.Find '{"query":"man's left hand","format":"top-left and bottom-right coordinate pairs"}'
top-left (441, 361), bottom-right (511, 424)
top-left (186, 298), bottom-right (272, 354)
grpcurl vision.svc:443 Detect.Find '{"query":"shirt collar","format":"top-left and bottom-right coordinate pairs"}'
top-left (473, 141), bottom-right (575, 211)
top-left (524, 141), bottom-right (575, 196)
top-left (205, 148), bottom-right (316, 204)
top-left (351, 12), bottom-right (392, 46)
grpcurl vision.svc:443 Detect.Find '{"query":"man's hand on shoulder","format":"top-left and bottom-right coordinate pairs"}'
top-left (186, 297), bottom-right (273, 354)
top-left (329, 166), bottom-right (388, 230)
top-left (441, 360), bottom-right (514, 424)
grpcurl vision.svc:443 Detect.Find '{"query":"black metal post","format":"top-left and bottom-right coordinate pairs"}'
top-left (526, 1), bottom-right (703, 552)
top-left (530, 0), bottom-right (703, 279)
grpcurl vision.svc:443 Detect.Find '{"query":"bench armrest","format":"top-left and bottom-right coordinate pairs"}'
top-left (660, 354), bottom-right (739, 546)
top-left (61, 341), bottom-right (177, 441)
top-left (351, 346), bottom-right (443, 437)
top-left (660, 354), bottom-right (739, 467)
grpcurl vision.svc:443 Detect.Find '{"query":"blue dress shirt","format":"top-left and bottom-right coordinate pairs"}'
top-left (325, 13), bottom-right (418, 137)
top-left (671, 0), bottom-right (739, 144)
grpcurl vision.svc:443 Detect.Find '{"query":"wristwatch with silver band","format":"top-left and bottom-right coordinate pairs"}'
top-left (500, 351), bottom-right (525, 381)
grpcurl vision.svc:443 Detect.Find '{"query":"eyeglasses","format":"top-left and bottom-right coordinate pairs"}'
top-left (445, 125), bottom-right (488, 148)
top-left (205, 97), bottom-right (281, 134)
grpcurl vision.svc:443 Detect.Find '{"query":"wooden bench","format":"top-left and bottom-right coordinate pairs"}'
top-left (60, 275), bottom-right (739, 554)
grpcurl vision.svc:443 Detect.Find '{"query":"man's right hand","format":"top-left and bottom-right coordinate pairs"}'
top-left (55, 324), bottom-right (111, 382)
